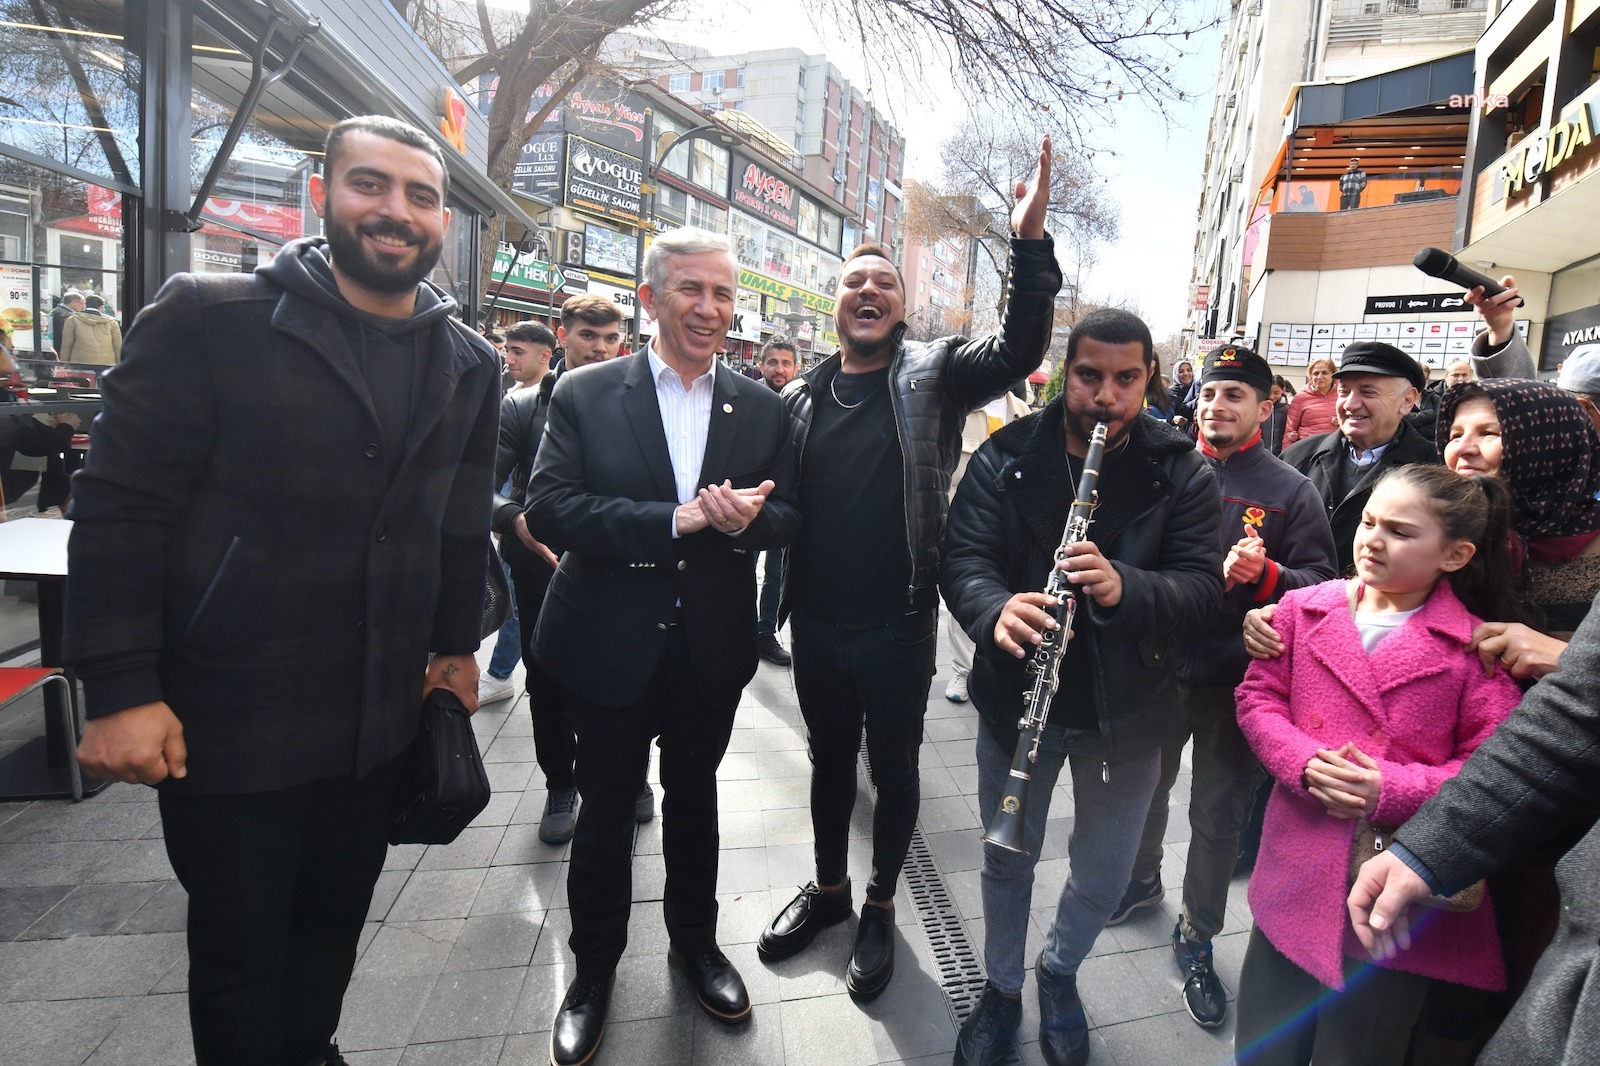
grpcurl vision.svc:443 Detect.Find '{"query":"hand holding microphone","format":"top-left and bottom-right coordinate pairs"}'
top-left (1415, 246), bottom-right (1523, 343)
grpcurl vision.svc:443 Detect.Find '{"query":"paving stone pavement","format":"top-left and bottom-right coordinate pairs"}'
top-left (0, 622), bottom-right (1248, 1065)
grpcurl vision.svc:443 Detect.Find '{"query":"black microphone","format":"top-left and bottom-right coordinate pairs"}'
top-left (1413, 247), bottom-right (1523, 305)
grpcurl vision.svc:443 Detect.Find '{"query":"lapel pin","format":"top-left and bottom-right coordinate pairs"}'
top-left (723, 403), bottom-right (734, 413)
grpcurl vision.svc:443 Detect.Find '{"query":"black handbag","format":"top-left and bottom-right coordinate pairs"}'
top-left (388, 688), bottom-right (491, 845)
top-left (482, 541), bottom-right (513, 640)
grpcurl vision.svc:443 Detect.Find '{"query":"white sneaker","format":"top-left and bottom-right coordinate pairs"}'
top-left (477, 673), bottom-right (516, 705)
top-left (945, 669), bottom-right (969, 703)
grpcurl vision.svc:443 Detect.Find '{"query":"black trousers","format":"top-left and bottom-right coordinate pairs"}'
top-left (158, 755), bottom-right (404, 1066)
top-left (790, 606), bottom-right (938, 902)
top-left (510, 562), bottom-right (577, 791)
top-left (566, 624), bottom-right (737, 978)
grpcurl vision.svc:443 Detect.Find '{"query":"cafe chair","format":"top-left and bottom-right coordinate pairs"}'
top-left (0, 667), bottom-right (82, 801)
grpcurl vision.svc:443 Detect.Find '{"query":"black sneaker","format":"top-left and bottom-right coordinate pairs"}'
top-left (1106, 876), bottom-right (1163, 925)
top-left (1171, 925), bottom-right (1226, 1028)
top-left (757, 633), bottom-right (792, 666)
top-left (953, 982), bottom-right (1024, 1065)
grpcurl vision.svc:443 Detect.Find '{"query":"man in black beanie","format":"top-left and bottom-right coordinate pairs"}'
top-left (1110, 344), bottom-right (1337, 1030)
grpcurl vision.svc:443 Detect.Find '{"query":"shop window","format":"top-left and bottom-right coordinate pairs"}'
top-left (0, 158), bottom-right (127, 353)
top-left (0, 1), bottom-right (143, 188)
top-left (688, 197), bottom-right (727, 234)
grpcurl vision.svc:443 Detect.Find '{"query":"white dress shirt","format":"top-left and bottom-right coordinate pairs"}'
top-left (648, 347), bottom-right (716, 534)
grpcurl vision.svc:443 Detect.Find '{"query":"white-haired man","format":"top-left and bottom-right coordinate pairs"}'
top-left (525, 227), bottom-right (800, 1065)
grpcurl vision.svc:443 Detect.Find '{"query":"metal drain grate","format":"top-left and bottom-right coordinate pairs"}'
top-left (860, 739), bottom-right (988, 1029)
top-left (902, 824), bottom-right (988, 1027)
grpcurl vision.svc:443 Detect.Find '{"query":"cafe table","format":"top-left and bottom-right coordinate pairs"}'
top-left (0, 517), bottom-right (105, 799)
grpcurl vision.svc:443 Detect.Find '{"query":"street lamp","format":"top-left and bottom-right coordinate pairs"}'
top-left (630, 108), bottom-right (739, 342)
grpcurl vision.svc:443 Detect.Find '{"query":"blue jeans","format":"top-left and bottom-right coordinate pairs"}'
top-left (975, 724), bottom-right (1161, 994)
top-left (486, 558), bottom-right (521, 680)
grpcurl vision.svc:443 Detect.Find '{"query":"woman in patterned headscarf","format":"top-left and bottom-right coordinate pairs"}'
top-left (1431, 382), bottom-right (1600, 1062)
top-left (1439, 378), bottom-right (1600, 672)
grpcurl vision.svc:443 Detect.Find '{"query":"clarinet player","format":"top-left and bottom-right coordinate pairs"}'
top-left (941, 309), bottom-right (1223, 1066)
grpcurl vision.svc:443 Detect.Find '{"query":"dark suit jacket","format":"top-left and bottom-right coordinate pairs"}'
top-left (526, 352), bottom-right (800, 709)
top-left (63, 268), bottom-right (500, 793)
top-left (1281, 420), bottom-right (1438, 572)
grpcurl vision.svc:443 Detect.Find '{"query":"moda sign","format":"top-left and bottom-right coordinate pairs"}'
top-left (732, 152), bottom-right (799, 231)
top-left (564, 135), bottom-right (643, 224)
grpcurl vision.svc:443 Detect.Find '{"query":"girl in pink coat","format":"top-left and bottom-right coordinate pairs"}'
top-left (1233, 465), bottom-right (1525, 1065)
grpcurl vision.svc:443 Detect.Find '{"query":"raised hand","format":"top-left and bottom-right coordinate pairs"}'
top-left (1010, 135), bottom-right (1052, 241)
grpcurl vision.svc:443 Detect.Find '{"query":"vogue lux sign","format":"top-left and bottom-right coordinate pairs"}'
top-left (564, 135), bottom-right (644, 224)
top-left (733, 153), bottom-right (799, 231)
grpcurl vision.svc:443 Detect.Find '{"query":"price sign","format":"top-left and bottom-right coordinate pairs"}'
top-left (0, 264), bottom-right (37, 350)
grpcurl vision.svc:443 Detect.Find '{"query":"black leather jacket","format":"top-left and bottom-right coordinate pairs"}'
top-left (493, 372), bottom-right (555, 570)
top-left (781, 237), bottom-right (1062, 614)
top-left (942, 404), bottom-right (1223, 761)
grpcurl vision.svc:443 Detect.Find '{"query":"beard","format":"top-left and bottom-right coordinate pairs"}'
top-left (1065, 404), bottom-right (1133, 449)
top-left (837, 316), bottom-right (905, 360)
top-left (323, 205), bottom-right (443, 296)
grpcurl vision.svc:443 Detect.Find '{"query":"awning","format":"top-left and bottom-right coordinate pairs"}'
top-left (259, 0), bottom-right (541, 234)
top-left (1028, 370), bottom-right (1050, 385)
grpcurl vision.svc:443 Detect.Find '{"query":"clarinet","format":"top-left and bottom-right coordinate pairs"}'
top-left (982, 421), bottom-right (1108, 856)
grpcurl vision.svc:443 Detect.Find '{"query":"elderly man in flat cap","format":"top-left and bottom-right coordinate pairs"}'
top-left (1279, 341), bottom-right (1439, 573)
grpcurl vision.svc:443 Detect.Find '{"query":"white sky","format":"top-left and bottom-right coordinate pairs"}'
top-left (492, 0), bottom-right (1225, 338)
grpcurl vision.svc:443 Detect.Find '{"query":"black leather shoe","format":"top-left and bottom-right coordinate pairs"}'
top-left (758, 879), bottom-right (852, 961)
top-left (669, 946), bottom-right (751, 1023)
top-left (1035, 952), bottom-right (1089, 1066)
top-left (845, 902), bottom-right (895, 1002)
top-left (550, 972), bottom-right (613, 1066)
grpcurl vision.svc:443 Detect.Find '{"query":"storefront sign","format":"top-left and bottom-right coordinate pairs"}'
top-left (440, 87), bottom-right (469, 153)
top-left (59, 185), bottom-right (304, 243)
top-left (587, 277), bottom-right (636, 313)
top-left (736, 268), bottom-right (835, 316)
top-left (564, 135), bottom-right (643, 224)
top-left (1541, 303), bottom-right (1600, 373)
top-left (1192, 285), bottom-right (1210, 311)
top-left (732, 153), bottom-right (799, 231)
top-left (1364, 293), bottom-right (1471, 314)
top-left (512, 133), bottom-right (563, 198)
top-left (1494, 82), bottom-right (1600, 201)
top-left (490, 245), bottom-right (565, 293)
top-left (724, 310), bottom-right (760, 342)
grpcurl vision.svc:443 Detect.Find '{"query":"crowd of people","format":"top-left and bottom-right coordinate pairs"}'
top-left (49, 112), bottom-right (1597, 1066)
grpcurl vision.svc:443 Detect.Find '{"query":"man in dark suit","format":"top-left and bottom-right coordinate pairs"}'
top-left (526, 227), bottom-right (800, 1066)
top-left (1280, 341), bottom-right (1436, 572)
top-left (66, 116), bottom-right (498, 1066)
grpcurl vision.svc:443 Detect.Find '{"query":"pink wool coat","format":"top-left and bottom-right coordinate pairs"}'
top-left (1236, 578), bottom-right (1522, 991)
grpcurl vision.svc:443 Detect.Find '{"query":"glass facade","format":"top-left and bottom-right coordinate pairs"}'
top-left (0, 1), bottom-right (142, 349)
top-left (0, 0), bottom-right (510, 361)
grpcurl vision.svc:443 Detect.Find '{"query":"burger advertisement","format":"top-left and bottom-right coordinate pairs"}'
top-left (1, 264), bottom-right (36, 349)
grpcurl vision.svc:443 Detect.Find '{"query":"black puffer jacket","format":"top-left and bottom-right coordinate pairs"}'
top-left (492, 372), bottom-right (555, 570)
top-left (942, 401), bottom-right (1223, 762)
top-left (782, 237), bottom-right (1061, 612)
